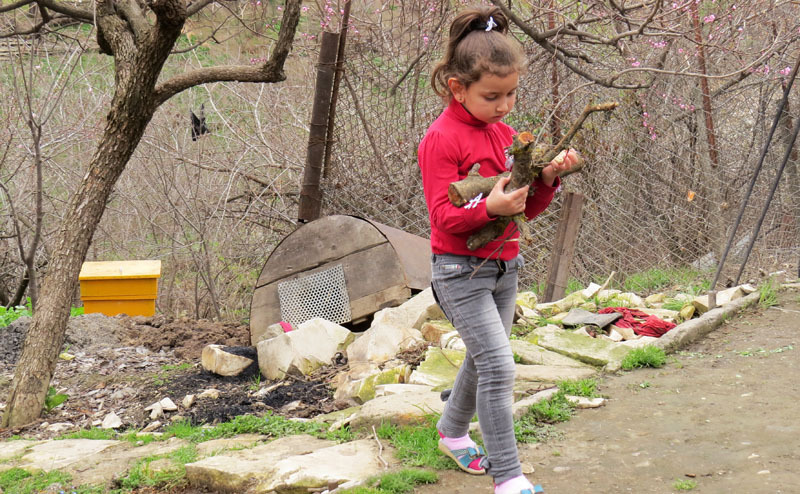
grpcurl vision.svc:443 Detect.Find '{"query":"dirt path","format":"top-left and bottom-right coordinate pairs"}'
top-left (417, 287), bottom-right (800, 494)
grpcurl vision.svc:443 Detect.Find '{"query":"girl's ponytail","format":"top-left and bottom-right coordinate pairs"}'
top-left (431, 6), bottom-right (520, 100)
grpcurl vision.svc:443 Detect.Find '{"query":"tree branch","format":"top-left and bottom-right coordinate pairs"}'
top-left (37, 0), bottom-right (93, 22)
top-left (0, 0), bottom-right (34, 14)
top-left (152, 0), bottom-right (301, 104)
top-left (115, 0), bottom-right (151, 43)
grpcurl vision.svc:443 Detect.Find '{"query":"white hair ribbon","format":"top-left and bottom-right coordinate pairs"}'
top-left (485, 16), bottom-right (497, 31)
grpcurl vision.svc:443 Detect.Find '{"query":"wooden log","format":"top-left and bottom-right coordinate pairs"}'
top-left (450, 102), bottom-right (618, 251)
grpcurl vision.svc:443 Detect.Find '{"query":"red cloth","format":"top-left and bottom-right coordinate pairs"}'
top-left (418, 99), bottom-right (560, 261)
top-left (598, 307), bottom-right (676, 338)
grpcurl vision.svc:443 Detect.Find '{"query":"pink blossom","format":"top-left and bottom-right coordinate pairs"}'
top-left (780, 66), bottom-right (792, 76)
top-left (703, 14), bottom-right (715, 23)
top-left (631, 61), bottom-right (641, 67)
top-left (277, 5), bottom-right (282, 10)
top-left (301, 6), bottom-right (308, 12)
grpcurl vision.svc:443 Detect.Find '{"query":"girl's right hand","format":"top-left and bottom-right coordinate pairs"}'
top-left (486, 176), bottom-right (529, 218)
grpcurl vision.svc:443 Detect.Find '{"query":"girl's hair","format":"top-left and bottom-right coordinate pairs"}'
top-left (431, 6), bottom-right (524, 100)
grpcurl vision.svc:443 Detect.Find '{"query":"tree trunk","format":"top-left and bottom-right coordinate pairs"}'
top-left (1, 9), bottom-right (183, 429)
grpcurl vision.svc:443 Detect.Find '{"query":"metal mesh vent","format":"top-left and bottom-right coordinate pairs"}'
top-left (277, 264), bottom-right (351, 327)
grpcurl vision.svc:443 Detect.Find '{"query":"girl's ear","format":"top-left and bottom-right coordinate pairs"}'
top-left (447, 77), bottom-right (466, 103)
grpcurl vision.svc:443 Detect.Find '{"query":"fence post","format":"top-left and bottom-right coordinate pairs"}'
top-left (298, 31), bottom-right (340, 223)
top-left (543, 191), bottom-right (584, 302)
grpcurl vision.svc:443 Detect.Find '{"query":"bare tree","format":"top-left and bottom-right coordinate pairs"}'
top-left (0, 0), bottom-right (302, 427)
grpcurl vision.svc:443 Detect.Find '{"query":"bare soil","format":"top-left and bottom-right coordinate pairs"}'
top-left (0, 314), bottom-right (351, 439)
top-left (417, 287), bottom-right (800, 494)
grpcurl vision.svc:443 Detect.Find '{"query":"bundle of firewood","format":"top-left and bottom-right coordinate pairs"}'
top-left (448, 102), bottom-right (618, 251)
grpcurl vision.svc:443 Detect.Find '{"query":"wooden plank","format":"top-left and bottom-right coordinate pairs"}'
top-left (350, 285), bottom-right (411, 321)
top-left (250, 242), bottom-right (406, 334)
top-left (366, 219), bottom-right (432, 290)
top-left (256, 215), bottom-right (387, 288)
top-left (543, 192), bottom-right (585, 302)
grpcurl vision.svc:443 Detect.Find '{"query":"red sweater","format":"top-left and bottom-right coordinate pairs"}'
top-left (418, 99), bottom-right (559, 261)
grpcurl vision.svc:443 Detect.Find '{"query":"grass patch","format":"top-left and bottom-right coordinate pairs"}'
top-left (557, 378), bottom-right (599, 398)
top-left (0, 468), bottom-right (102, 494)
top-left (672, 478), bottom-right (697, 490)
top-left (340, 469), bottom-right (438, 494)
top-left (622, 346), bottom-right (667, 370)
top-left (620, 267), bottom-right (710, 295)
top-left (166, 412), bottom-right (354, 443)
top-left (375, 416), bottom-right (455, 470)
top-left (662, 298), bottom-right (689, 311)
top-left (117, 445), bottom-right (198, 491)
top-left (758, 279), bottom-right (779, 309)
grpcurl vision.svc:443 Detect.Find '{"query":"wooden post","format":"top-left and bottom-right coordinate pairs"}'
top-left (298, 31), bottom-right (340, 223)
top-left (543, 191), bottom-right (584, 302)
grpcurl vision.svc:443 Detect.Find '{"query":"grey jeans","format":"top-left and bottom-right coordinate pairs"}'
top-left (431, 253), bottom-right (523, 484)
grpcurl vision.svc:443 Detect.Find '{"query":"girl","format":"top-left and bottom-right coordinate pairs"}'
top-left (418, 6), bottom-right (580, 494)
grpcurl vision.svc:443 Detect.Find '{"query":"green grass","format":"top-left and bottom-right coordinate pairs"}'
top-left (621, 346), bottom-right (667, 370)
top-left (0, 468), bottom-right (103, 494)
top-left (672, 478), bottom-right (697, 490)
top-left (117, 445), bottom-right (198, 491)
top-left (662, 298), bottom-right (690, 311)
top-left (0, 306), bottom-right (32, 328)
top-left (758, 279), bottom-right (779, 309)
top-left (557, 378), bottom-right (599, 398)
top-left (622, 267), bottom-right (709, 294)
top-left (166, 413), bottom-right (354, 443)
top-left (375, 416), bottom-right (455, 470)
top-left (43, 386), bottom-right (69, 413)
top-left (339, 469), bottom-right (438, 494)
top-left (0, 303), bottom-right (84, 328)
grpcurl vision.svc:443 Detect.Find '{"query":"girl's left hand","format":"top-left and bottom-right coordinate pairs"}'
top-left (541, 149), bottom-right (583, 186)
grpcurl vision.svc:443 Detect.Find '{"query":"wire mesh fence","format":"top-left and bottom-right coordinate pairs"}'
top-left (323, 0), bottom-right (800, 295)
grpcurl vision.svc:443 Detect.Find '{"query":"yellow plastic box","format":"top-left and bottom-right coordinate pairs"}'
top-left (79, 260), bottom-right (162, 317)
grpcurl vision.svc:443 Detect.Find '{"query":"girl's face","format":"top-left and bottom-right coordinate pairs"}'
top-left (449, 71), bottom-right (518, 124)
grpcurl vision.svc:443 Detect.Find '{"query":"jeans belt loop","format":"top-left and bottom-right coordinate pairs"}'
top-left (495, 259), bottom-right (507, 273)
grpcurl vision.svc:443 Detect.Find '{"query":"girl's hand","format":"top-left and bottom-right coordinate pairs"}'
top-left (486, 175), bottom-right (529, 217)
top-left (541, 149), bottom-right (583, 186)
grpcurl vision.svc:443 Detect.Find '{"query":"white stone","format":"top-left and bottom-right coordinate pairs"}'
top-left (350, 390), bottom-right (446, 430)
top-left (374, 384), bottom-right (434, 397)
top-left (420, 320), bottom-right (454, 343)
top-left (346, 321), bottom-right (424, 365)
top-left (250, 321), bottom-right (286, 346)
top-left (510, 339), bottom-right (595, 367)
top-left (370, 287), bottom-right (444, 330)
top-left (101, 411), bottom-right (123, 429)
top-left (160, 397), bottom-right (178, 411)
top-left (440, 331), bottom-right (466, 351)
top-left (257, 318), bottom-right (354, 380)
top-left (565, 395), bottom-right (607, 408)
top-left (527, 325), bottom-right (630, 370)
top-left (45, 422), bottom-right (74, 434)
top-left (182, 394), bottom-right (195, 408)
top-left (201, 344), bottom-right (254, 377)
top-left (198, 389), bottom-right (220, 399)
top-left (515, 364), bottom-right (597, 383)
top-left (581, 283), bottom-right (603, 299)
top-left (408, 347), bottom-right (465, 388)
top-left (149, 403), bottom-right (164, 420)
top-left (261, 440), bottom-right (392, 492)
top-left (185, 435), bottom-right (334, 493)
top-left (618, 336), bottom-right (659, 348)
top-left (142, 421), bottom-right (162, 433)
top-left (19, 439), bottom-right (119, 470)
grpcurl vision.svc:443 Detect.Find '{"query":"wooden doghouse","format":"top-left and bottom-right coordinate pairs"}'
top-left (250, 215), bottom-right (431, 336)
